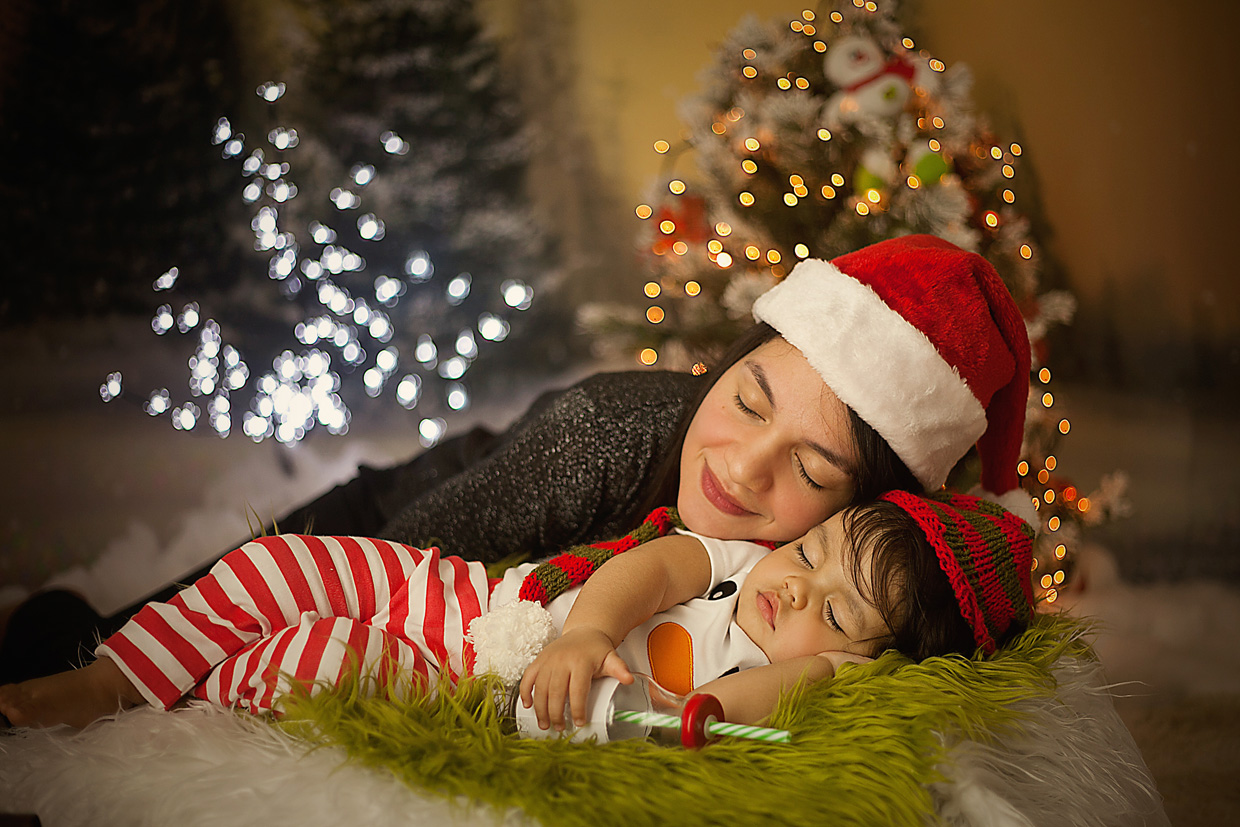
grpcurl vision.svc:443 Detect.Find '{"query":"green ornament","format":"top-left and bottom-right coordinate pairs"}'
top-left (854, 164), bottom-right (888, 195)
top-left (909, 145), bottom-right (951, 185)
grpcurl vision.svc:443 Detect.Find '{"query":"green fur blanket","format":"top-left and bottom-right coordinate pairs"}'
top-left (277, 615), bottom-right (1096, 827)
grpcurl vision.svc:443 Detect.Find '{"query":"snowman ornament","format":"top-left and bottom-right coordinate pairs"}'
top-left (823, 35), bottom-right (917, 125)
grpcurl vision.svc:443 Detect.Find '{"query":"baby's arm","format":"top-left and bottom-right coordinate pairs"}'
top-left (694, 651), bottom-right (872, 726)
top-left (519, 533), bottom-right (711, 730)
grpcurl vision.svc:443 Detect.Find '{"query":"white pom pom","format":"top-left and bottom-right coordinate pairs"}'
top-left (467, 600), bottom-right (558, 685)
top-left (972, 486), bottom-right (1039, 528)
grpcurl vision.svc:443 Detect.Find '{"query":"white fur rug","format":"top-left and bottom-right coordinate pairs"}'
top-left (0, 658), bottom-right (1169, 827)
top-left (0, 703), bottom-right (525, 827)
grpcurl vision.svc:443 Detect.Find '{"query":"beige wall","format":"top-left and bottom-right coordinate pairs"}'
top-left (488, 0), bottom-right (1239, 387)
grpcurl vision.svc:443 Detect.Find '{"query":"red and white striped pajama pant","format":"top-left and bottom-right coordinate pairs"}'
top-left (96, 535), bottom-right (495, 716)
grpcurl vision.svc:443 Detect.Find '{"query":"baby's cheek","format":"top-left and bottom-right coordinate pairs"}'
top-left (786, 620), bottom-right (837, 658)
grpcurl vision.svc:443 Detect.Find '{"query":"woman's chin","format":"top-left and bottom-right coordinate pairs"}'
top-left (677, 496), bottom-right (750, 540)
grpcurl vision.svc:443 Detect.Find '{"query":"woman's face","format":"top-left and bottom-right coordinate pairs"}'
top-left (677, 337), bottom-right (859, 543)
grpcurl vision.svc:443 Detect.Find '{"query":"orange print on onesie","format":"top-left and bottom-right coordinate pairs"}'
top-left (646, 622), bottom-right (694, 696)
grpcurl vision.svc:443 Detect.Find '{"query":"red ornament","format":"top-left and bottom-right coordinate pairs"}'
top-left (652, 195), bottom-right (710, 245)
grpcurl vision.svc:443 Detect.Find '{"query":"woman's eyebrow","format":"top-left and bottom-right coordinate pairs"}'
top-left (749, 360), bottom-right (857, 475)
top-left (746, 359), bottom-right (775, 407)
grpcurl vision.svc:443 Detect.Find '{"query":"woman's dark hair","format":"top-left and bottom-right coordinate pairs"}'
top-left (636, 322), bottom-right (920, 526)
top-left (841, 499), bottom-right (1029, 660)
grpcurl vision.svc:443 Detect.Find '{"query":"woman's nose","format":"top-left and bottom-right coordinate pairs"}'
top-left (727, 433), bottom-right (775, 491)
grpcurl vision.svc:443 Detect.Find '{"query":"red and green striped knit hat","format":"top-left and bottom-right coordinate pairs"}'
top-left (880, 490), bottom-right (1035, 654)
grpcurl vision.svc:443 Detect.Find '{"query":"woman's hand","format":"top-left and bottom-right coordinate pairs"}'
top-left (518, 628), bottom-right (634, 731)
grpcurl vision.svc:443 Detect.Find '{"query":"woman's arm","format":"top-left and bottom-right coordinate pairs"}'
top-left (518, 533), bottom-right (712, 729)
top-left (380, 372), bottom-right (698, 564)
top-left (694, 651), bottom-right (870, 725)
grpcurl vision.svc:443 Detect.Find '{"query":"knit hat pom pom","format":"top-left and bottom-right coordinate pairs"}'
top-left (467, 600), bottom-right (558, 685)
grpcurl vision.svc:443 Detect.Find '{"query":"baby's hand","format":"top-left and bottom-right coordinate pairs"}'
top-left (518, 628), bottom-right (633, 731)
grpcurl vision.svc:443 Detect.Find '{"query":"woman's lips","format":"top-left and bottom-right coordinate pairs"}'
top-left (700, 464), bottom-right (750, 516)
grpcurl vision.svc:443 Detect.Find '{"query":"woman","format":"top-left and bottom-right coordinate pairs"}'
top-left (0, 234), bottom-right (1031, 683)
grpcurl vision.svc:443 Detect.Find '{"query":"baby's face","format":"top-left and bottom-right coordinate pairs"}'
top-left (736, 512), bottom-right (889, 662)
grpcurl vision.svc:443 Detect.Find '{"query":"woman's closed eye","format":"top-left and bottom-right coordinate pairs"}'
top-left (795, 454), bottom-right (825, 490)
top-left (733, 391), bottom-right (761, 419)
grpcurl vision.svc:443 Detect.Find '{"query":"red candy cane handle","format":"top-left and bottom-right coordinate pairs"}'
top-left (680, 693), bottom-right (725, 749)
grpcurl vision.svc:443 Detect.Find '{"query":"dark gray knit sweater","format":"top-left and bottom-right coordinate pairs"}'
top-left (378, 370), bottom-right (700, 564)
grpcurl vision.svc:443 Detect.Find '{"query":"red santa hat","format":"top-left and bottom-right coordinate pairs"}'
top-left (752, 235), bottom-right (1031, 510)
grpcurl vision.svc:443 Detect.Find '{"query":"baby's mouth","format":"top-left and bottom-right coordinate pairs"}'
top-left (756, 591), bottom-right (777, 629)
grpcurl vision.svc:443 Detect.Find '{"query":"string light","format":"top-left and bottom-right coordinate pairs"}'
top-left (111, 78), bottom-right (536, 445)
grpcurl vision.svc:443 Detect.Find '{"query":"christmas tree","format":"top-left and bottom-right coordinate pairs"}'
top-left (582, 1), bottom-right (1127, 602)
top-left (101, 0), bottom-right (558, 447)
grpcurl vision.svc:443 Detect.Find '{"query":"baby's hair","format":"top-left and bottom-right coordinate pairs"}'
top-left (840, 499), bottom-right (1029, 661)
